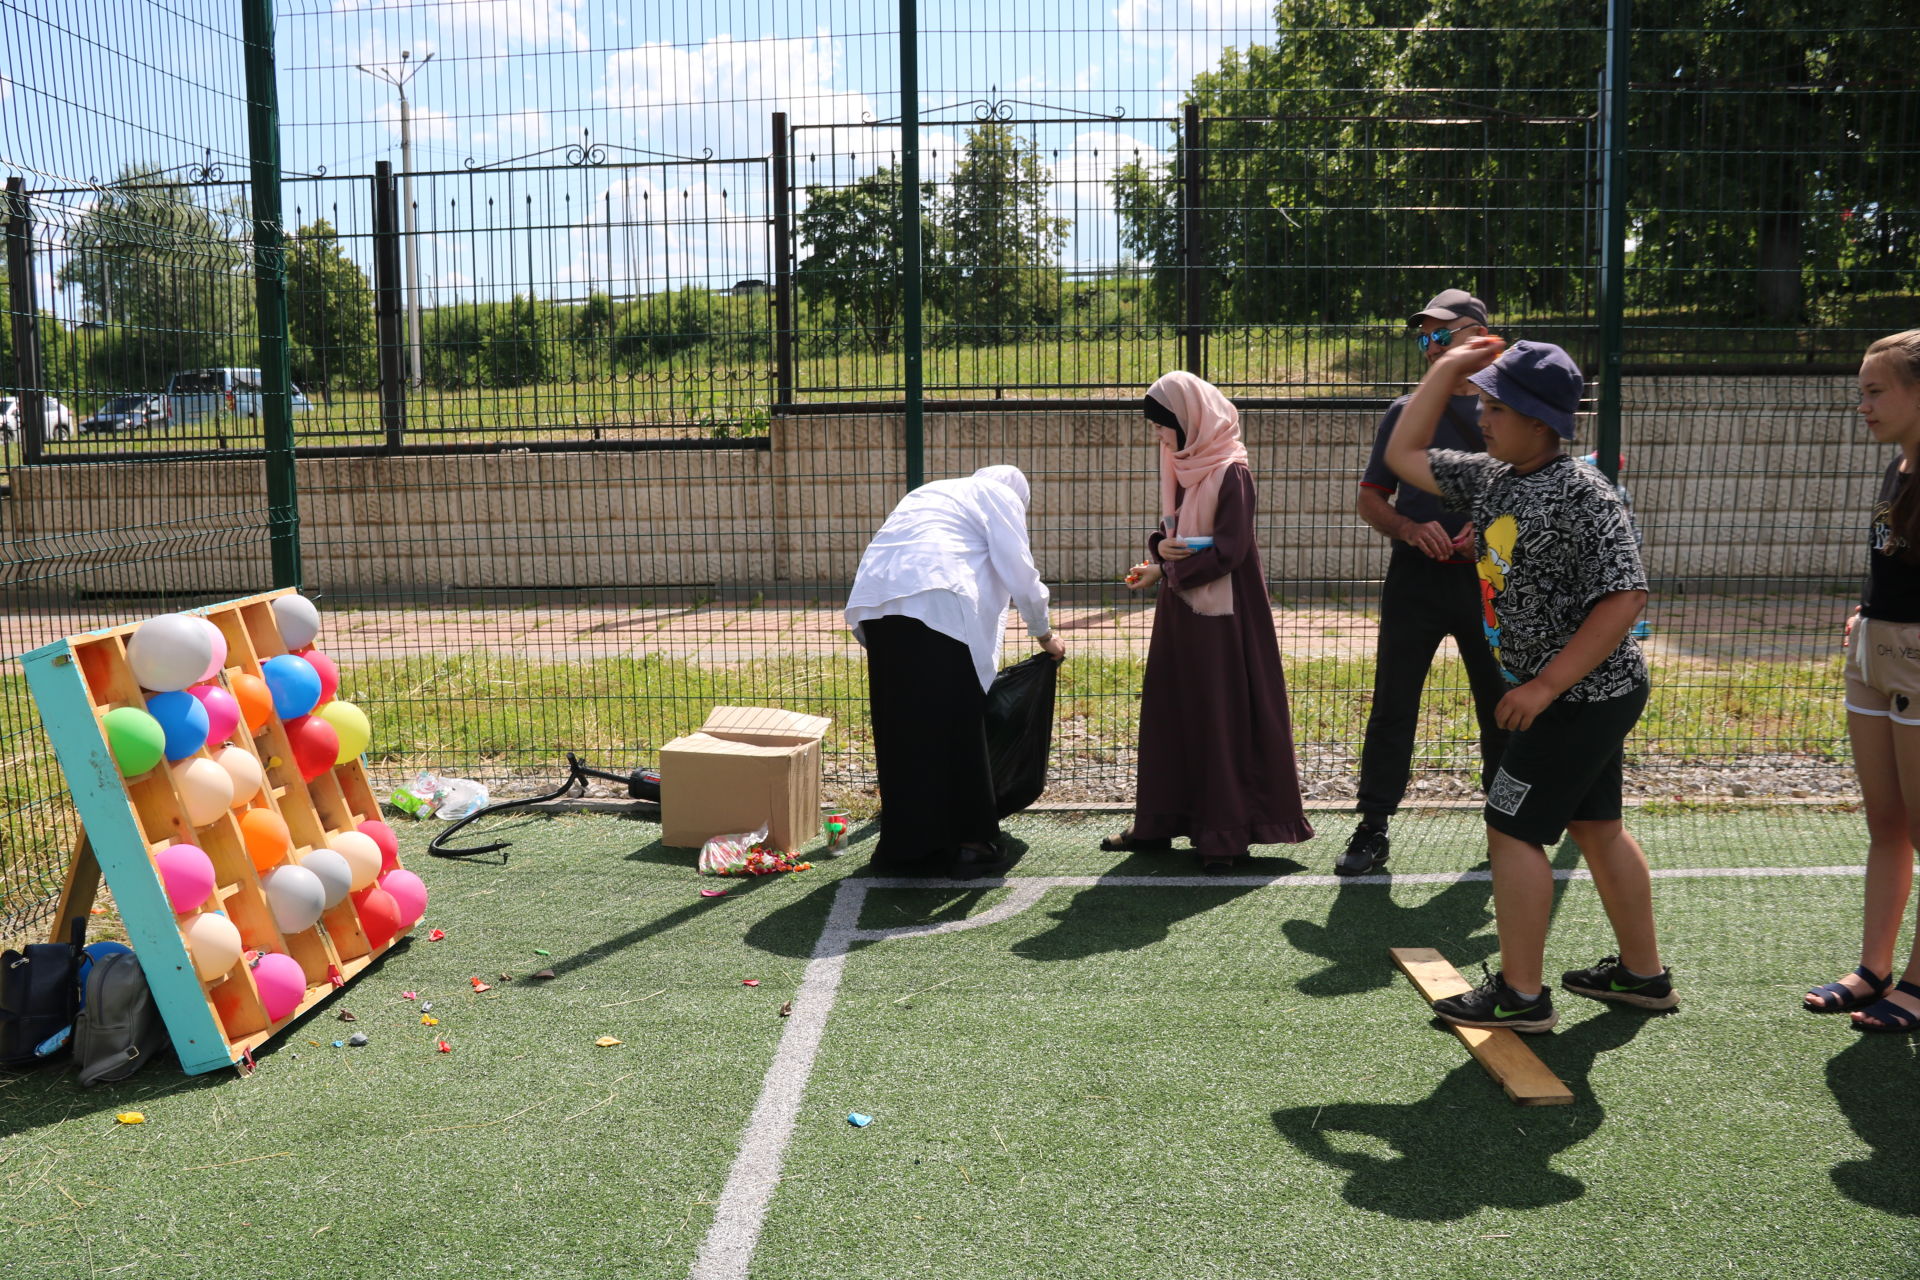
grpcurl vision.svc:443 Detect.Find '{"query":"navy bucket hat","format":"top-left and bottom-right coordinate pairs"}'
top-left (1467, 341), bottom-right (1585, 438)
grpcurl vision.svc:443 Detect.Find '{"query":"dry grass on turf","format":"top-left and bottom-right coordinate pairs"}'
top-left (2, 809), bottom-right (1914, 1280)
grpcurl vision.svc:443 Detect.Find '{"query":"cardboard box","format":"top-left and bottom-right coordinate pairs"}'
top-left (659, 706), bottom-right (832, 853)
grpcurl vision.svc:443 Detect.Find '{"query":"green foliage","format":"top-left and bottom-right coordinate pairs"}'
top-left (610, 287), bottom-right (716, 366)
top-left (285, 219), bottom-right (377, 393)
top-left (53, 164), bottom-right (251, 383)
top-left (796, 166), bottom-right (939, 355)
top-left (933, 123), bottom-right (1070, 345)
top-left (421, 296), bottom-right (558, 389)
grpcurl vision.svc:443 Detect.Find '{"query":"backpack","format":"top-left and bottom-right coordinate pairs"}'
top-left (0, 924), bottom-right (84, 1068)
top-left (72, 950), bottom-right (171, 1086)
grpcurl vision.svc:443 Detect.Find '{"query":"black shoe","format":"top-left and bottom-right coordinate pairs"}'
top-left (1561, 956), bottom-right (1678, 1011)
top-left (1431, 967), bottom-right (1558, 1033)
top-left (1100, 829), bottom-right (1172, 853)
top-left (1335, 823), bottom-right (1390, 876)
top-left (945, 841), bottom-right (1017, 878)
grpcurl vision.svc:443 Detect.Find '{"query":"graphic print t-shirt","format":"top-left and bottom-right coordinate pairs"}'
top-left (1429, 450), bottom-right (1649, 701)
top-left (1360, 394), bottom-right (1485, 558)
top-left (1862, 457), bottom-right (1920, 622)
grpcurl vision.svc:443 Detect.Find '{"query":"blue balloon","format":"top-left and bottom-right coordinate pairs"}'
top-left (261, 654), bottom-right (322, 720)
top-left (145, 690), bottom-right (211, 761)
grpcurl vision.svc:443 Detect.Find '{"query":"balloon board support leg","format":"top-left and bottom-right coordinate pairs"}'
top-left (1389, 946), bottom-right (1574, 1107)
top-left (51, 832), bottom-right (102, 946)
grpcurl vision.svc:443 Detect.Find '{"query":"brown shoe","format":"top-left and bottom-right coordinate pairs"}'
top-left (1100, 829), bottom-right (1172, 853)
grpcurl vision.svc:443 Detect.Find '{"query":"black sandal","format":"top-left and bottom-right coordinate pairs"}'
top-left (1100, 829), bottom-right (1172, 853)
top-left (1804, 965), bottom-right (1891, 1013)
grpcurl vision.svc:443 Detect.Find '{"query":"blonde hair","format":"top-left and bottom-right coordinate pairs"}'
top-left (1868, 330), bottom-right (1920, 560)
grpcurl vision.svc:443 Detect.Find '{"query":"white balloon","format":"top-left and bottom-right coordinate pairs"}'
top-left (182, 911), bottom-right (242, 981)
top-left (332, 830), bottom-right (383, 892)
top-left (172, 757), bottom-right (236, 827)
top-left (272, 595), bottom-right (322, 651)
top-left (298, 848), bottom-right (354, 909)
top-left (262, 864), bottom-right (328, 934)
top-left (214, 745), bottom-right (264, 807)
top-left (127, 614), bottom-right (215, 693)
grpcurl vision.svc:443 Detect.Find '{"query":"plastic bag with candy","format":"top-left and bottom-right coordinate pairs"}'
top-left (698, 824), bottom-right (770, 877)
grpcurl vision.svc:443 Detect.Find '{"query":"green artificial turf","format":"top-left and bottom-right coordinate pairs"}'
top-left (2, 809), bottom-right (1913, 1279)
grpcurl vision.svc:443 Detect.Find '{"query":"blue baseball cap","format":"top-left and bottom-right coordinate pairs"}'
top-left (1468, 341), bottom-right (1585, 439)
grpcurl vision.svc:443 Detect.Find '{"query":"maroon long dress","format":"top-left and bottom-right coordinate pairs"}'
top-left (1130, 463), bottom-right (1315, 860)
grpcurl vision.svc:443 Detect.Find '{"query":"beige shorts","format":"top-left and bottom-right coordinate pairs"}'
top-left (1845, 616), bottom-right (1920, 725)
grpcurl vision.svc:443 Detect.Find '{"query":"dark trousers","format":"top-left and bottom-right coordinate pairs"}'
top-left (864, 615), bottom-right (999, 869)
top-left (1355, 547), bottom-right (1512, 819)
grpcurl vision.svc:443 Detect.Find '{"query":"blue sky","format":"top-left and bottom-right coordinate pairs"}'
top-left (3, 1), bottom-right (1279, 309)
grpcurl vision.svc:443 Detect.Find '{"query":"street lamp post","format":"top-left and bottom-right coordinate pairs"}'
top-left (356, 50), bottom-right (432, 388)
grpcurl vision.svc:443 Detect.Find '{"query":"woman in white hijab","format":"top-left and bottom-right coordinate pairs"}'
top-left (846, 465), bottom-right (1066, 875)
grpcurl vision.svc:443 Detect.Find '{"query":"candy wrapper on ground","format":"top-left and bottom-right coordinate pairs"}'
top-left (698, 824), bottom-right (768, 876)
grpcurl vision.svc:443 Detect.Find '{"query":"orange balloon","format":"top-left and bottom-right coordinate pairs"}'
top-left (239, 807), bottom-right (292, 874)
top-left (230, 672), bottom-right (273, 735)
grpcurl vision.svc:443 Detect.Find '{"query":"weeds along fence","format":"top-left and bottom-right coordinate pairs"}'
top-left (3, 2), bottom-right (1916, 941)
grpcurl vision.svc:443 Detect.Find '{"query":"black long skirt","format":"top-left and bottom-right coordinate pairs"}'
top-left (863, 615), bottom-right (999, 870)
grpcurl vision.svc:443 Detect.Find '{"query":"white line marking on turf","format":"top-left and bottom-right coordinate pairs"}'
top-left (687, 860), bottom-right (1871, 1278)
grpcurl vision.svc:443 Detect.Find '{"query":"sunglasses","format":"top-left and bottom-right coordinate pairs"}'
top-left (1417, 325), bottom-right (1480, 352)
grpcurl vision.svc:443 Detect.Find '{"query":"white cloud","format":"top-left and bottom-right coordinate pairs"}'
top-left (1114, 0), bottom-right (1272, 91)
top-left (1051, 130), bottom-right (1172, 268)
top-left (438, 0), bottom-right (588, 53)
top-left (372, 99), bottom-right (455, 144)
top-left (601, 31), bottom-right (877, 158)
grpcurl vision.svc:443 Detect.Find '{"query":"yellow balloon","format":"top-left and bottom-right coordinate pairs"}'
top-left (317, 700), bottom-right (371, 764)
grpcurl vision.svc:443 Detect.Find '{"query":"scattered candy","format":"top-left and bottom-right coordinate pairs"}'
top-left (348, 1032), bottom-right (369, 1046)
top-left (470, 977), bottom-right (492, 993)
top-left (332, 1040), bottom-right (345, 1048)
top-left (532, 969), bottom-right (556, 980)
top-left (779, 1000), bottom-right (793, 1018)
top-left (595, 1036), bottom-right (623, 1048)
top-left (420, 1002), bottom-right (434, 1012)
top-left (115, 1112), bottom-right (146, 1125)
top-left (421, 1015), bottom-right (439, 1026)
top-left (499, 971), bottom-right (514, 983)
top-left (700, 887), bottom-right (730, 898)
top-left (336, 1009), bottom-right (356, 1022)
top-left (428, 928), bottom-right (447, 941)
top-left (533, 948), bottom-right (551, 956)
top-left (436, 1040), bottom-right (451, 1053)
top-left (742, 979), bottom-right (761, 987)
top-left (847, 1113), bottom-right (872, 1128)
top-left (402, 991), bottom-right (419, 1000)
top-left (702, 838), bottom-right (815, 878)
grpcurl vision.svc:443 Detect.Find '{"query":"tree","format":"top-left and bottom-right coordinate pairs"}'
top-left (794, 166), bottom-right (938, 355)
top-left (935, 122), bottom-right (1069, 345)
top-left (56, 164), bottom-right (250, 383)
top-left (285, 219), bottom-right (377, 395)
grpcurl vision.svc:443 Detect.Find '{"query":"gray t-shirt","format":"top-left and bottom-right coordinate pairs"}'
top-left (1429, 449), bottom-right (1649, 702)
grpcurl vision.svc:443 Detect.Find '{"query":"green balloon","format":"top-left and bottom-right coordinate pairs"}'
top-left (104, 706), bottom-right (167, 776)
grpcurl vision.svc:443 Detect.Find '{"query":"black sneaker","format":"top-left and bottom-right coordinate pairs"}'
top-left (1431, 967), bottom-right (1558, 1033)
top-left (1561, 956), bottom-right (1678, 1010)
top-left (1335, 823), bottom-right (1390, 876)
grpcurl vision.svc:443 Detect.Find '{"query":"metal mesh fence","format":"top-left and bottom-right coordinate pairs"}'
top-left (4, 3), bottom-right (1911, 941)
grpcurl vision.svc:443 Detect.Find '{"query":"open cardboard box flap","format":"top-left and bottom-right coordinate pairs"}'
top-left (659, 706), bottom-right (832, 853)
top-left (697, 705), bottom-right (831, 747)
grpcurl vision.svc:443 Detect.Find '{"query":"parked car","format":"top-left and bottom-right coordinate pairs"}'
top-left (79, 393), bottom-right (169, 434)
top-left (164, 368), bottom-right (312, 425)
top-left (0, 394), bottom-right (75, 441)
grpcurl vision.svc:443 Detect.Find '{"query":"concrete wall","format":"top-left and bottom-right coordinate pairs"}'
top-left (0, 375), bottom-right (1873, 596)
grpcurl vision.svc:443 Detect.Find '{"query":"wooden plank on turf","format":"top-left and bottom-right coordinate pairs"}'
top-left (1389, 946), bottom-right (1574, 1107)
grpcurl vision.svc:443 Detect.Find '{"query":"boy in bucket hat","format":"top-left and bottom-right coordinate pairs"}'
top-left (1382, 336), bottom-right (1674, 1033)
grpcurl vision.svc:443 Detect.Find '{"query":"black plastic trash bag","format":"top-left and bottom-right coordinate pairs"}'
top-left (985, 653), bottom-right (1058, 818)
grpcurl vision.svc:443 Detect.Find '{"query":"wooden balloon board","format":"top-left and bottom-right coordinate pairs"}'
top-left (21, 588), bottom-right (406, 1076)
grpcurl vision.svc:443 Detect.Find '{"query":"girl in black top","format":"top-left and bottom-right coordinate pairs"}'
top-left (1809, 329), bottom-right (1920, 1031)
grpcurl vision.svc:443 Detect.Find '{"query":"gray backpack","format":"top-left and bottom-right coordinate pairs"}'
top-left (72, 951), bottom-right (170, 1086)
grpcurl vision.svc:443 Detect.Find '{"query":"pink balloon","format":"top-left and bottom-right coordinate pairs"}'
top-left (378, 868), bottom-right (428, 928)
top-left (301, 648), bottom-right (341, 708)
top-left (188, 684), bottom-right (242, 747)
top-left (194, 618), bottom-right (229, 683)
top-left (359, 819), bottom-right (400, 873)
top-left (154, 844), bottom-right (216, 913)
top-left (252, 952), bottom-right (307, 1022)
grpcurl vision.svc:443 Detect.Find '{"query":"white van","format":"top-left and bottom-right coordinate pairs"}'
top-left (164, 368), bottom-right (311, 425)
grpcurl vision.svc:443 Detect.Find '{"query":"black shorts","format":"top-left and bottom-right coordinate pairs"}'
top-left (1483, 681), bottom-right (1649, 846)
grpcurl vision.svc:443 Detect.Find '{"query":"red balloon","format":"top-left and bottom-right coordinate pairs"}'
top-left (352, 885), bottom-right (403, 949)
top-left (300, 648), bottom-right (341, 708)
top-left (285, 714), bottom-right (341, 783)
top-left (359, 819), bottom-right (401, 873)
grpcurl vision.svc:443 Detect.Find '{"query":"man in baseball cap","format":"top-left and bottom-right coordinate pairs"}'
top-left (1407, 287), bottom-right (1489, 330)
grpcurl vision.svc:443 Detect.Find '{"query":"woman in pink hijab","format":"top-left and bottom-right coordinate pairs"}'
top-left (1107, 371), bottom-right (1315, 869)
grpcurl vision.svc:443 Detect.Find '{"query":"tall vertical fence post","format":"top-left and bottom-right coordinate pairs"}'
top-left (772, 113), bottom-right (795, 409)
top-left (898, 0), bottom-right (924, 490)
top-left (4, 178), bottom-right (46, 467)
top-left (372, 163), bottom-right (407, 450)
top-left (1594, 0), bottom-right (1631, 484)
top-left (241, 0), bottom-right (300, 588)
top-left (1181, 104), bottom-right (1205, 379)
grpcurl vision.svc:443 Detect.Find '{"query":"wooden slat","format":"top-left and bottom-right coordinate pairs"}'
top-left (1389, 946), bottom-right (1574, 1107)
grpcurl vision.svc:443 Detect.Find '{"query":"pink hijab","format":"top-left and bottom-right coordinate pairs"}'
top-left (1147, 371), bottom-right (1248, 616)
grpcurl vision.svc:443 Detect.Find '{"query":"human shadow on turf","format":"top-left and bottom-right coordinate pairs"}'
top-left (1271, 1008), bottom-right (1652, 1220)
top-left (1826, 1033), bottom-right (1920, 1216)
top-left (1009, 854), bottom-right (1293, 963)
top-left (1280, 836), bottom-right (1582, 998)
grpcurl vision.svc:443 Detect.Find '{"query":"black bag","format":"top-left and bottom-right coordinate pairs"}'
top-left (985, 653), bottom-right (1059, 818)
top-left (0, 925), bottom-right (83, 1068)
top-left (72, 950), bottom-right (170, 1087)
